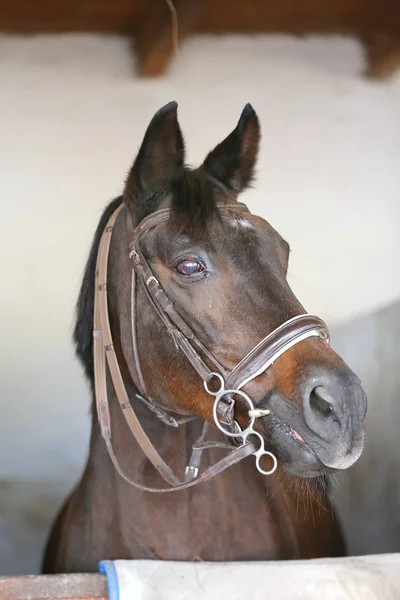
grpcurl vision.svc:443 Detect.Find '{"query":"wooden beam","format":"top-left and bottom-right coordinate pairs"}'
top-left (0, 574), bottom-right (108, 600)
top-left (363, 32), bottom-right (400, 79)
top-left (362, 0), bottom-right (400, 78)
top-left (135, 0), bottom-right (205, 77)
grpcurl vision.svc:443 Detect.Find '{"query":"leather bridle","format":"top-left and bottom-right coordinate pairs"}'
top-left (93, 201), bottom-right (330, 493)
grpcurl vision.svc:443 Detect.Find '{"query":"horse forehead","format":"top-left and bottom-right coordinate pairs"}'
top-left (225, 214), bottom-right (254, 230)
top-left (149, 211), bottom-right (277, 256)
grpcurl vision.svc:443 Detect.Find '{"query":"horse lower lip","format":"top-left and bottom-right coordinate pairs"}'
top-left (290, 427), bottom-right (305, 443)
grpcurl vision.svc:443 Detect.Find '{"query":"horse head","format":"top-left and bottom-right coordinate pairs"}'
top-left (103, 101), bottom-right (367, 480)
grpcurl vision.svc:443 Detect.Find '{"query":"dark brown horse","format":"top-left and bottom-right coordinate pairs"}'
top-left (43, 102), bottom-right (367, 573)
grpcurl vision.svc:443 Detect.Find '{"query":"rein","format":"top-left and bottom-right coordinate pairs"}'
top-left (93, 202), bottom-right (330, 492)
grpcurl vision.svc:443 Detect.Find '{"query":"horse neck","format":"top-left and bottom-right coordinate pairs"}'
top-left (85, 374), bottom-right (339, 561)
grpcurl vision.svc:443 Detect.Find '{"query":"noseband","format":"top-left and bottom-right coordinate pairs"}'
top-left (93, 202), bottom-right (330, 493)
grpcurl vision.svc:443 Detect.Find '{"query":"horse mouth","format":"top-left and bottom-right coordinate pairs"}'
top-left (263, 417), bottom-right (332, 477)
top-left (273, 419), bottom-right (307, 447)
top-left (256, 411), bottom-right (363, 478)
top-left (289, 427), bottom-right (305, 443)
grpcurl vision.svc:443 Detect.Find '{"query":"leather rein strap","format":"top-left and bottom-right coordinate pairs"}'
top-left (93, 201), bottom-right (330, 493)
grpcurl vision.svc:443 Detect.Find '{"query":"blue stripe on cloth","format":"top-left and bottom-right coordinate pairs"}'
top-left (99, 560), bottom-right (120, 600)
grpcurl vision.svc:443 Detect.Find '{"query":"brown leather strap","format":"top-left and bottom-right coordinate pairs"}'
top-left (129, 202), bottom-right (249, 244)
top-left (226, 314), bottom-right (330, 390)
top-left (105, 437), bottom-right (256, 493)
top-left (131, 224), bottom-right (231, 381)
top-left (94, 204), bottom-right (182, 487)
top-left (135, 261), bottom-right (220, 382)
top-left (130, 268), bottom-right (148, 398)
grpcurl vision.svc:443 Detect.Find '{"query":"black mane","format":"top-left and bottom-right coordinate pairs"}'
top-left (73, 169), bottom-right (220, 386)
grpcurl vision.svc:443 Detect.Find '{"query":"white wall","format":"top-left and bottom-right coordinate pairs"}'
top-left (332, 301), bottom-right (400, 556)
top-left (1, 33), bottom-right (400, 483)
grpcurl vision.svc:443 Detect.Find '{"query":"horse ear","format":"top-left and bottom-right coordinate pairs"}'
top-left (124, 101), bottom-right (185, 216)
top-left (202, 104), bottom-right (260, 194)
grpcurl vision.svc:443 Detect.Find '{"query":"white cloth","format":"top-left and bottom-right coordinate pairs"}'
top-left (100, 554), bottom-right (400, 600)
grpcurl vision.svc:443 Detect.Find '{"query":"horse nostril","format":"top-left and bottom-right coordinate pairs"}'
top-left (309, 386), bottom-right (333, 419)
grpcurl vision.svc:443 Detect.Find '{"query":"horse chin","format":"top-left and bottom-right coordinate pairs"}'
top-left (308, 432), bottom-right (365, 471)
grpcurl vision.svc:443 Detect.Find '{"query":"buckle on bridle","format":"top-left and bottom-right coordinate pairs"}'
top-left (129, 247), bottom-right (141, 264)
top-left (146, 275), bottom-right (159, 287)
top-left (135, 394), bottom-right (179, 428)
top-left (184, 465), bottom-right (199, 479)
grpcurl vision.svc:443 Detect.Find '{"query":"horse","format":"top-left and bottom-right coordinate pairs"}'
top-left (42, 102), bottom-right (367, 573)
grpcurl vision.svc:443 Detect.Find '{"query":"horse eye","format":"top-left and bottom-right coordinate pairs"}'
top-left (176, 258), bottom-right (204, 276)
